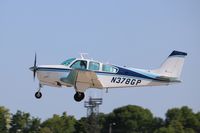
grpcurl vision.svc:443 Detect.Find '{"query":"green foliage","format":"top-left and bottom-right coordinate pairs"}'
top-left (165, 106), bottom-right (200, 132)
top-left (168, 120), bottom-right (185, 133)
top-left (74, 113), bottom-right (106, 133)
top-left (41, 112), bottom-right (76, 133)
top-left (0, 106), bottom-right (10, 133)
top-left (154, 127), bottom-right (175, 133)
top-left (151, 117), bottom-right (165, 130)
top-left (74, 117), bottom-right (89, 133)
top-left (28, 117), bottom-right (41, 133)
top-left (10, 110), bottom-right (30, 133)
top-left (101, 105), bottom-right (155, 133)
top-left (39, 127), bottom-right (53, 133)
top-left (9, 110), bottom-right (41, 133)
top-left (0, 105), bottom-right (200, 133)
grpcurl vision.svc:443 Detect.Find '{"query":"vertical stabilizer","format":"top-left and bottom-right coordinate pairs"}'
top-left (153, 50), bottom-right (187, 79)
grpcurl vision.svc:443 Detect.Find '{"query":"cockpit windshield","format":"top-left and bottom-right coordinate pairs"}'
top-left (61, 58), bottom-right (76, 66)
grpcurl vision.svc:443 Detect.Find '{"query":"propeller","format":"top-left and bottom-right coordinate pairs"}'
top-left (29, 53), bottom-right (38, 80)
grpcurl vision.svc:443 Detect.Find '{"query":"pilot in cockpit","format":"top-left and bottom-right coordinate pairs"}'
top-left (80, 61), bottom-right (87, 69)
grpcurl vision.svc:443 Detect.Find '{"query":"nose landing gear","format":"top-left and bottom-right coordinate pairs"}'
top-left (35, 84), bottom-right (42, 99)
top-left (35, 91), bottom-right (42, 99)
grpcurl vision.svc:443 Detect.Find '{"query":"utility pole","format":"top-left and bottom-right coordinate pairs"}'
top-left (109, 123), bottom-right (116, 133)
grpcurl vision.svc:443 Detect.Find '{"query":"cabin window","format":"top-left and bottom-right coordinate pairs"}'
top-left (102, 64), bottom-right (118, 73)
top-left (61, 58), bottom-right (76, 66)
top-left (89, 61), bottom-right (100, 71)
top-left (71, 60), bottom-right (87, 70)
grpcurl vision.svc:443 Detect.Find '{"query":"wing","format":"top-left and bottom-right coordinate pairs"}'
top-left (60, 69), bottom-right (103, 92)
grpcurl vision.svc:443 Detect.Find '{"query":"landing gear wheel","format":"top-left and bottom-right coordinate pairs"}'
top-left (35, 91), bottom-right (42, 99)
top-left (74, 92), bottom-right (85, 102)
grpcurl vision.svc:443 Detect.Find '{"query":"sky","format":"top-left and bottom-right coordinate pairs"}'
top-left (0, 0), bottom-right (200, 120)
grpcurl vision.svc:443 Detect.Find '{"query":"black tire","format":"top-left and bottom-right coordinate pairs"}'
top-left (35, 92), bottom-right (42, 99)
top-left (74, 92), bottom-right (85, 102)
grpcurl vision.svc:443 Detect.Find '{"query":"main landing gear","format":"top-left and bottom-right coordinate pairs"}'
top-left (35, 84), bottom-right (42, 99)
top-left (74, 92), bottom-right (85, 102)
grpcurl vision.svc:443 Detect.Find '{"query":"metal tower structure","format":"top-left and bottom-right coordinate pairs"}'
top-left (84, 97), bottom-right (103, 133)
top-left (84, 97), bottom-right (103, 117)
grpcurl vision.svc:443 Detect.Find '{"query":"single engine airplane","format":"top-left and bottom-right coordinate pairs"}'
top-left (29, 50), bottom-right (187, 102)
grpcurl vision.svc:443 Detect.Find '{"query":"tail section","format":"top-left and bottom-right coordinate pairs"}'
top-left (153, 50), bottom-right (187, 80)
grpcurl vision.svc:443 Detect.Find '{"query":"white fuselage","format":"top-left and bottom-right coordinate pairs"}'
top-left (37, 65), bottom-right (169, 90)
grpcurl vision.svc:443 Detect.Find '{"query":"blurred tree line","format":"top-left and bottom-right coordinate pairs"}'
top-left (0, 105), bottom-right (200, 133)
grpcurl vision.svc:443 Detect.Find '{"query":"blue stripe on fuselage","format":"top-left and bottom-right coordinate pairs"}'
top-left (115, 66), bottom-right (157, 80)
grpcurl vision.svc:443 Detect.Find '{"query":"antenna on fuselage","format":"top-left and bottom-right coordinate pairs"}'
top-left (80, 53), bottom-right (89, 59)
